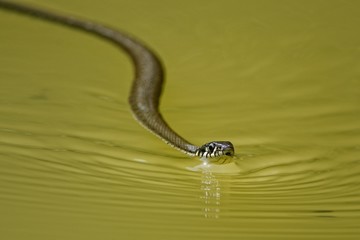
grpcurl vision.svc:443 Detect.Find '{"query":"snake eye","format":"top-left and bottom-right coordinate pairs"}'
top-left (208, 145), bottom-right (214, 153)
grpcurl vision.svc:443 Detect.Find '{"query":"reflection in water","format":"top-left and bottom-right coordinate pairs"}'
top-left (200, 166), bottom-right (221, 218)
top-left (198, 160), bottom-right (239, 219)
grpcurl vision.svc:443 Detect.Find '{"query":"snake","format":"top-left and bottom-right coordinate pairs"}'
top-left (0, 1), bottom-right (235, 160)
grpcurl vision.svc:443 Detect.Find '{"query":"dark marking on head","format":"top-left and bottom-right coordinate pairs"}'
top-left (196, 141), bottom-right (234, 159)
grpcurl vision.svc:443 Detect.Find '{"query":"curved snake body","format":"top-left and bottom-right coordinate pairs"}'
top-left (0, 0), bottom-right (235, 159)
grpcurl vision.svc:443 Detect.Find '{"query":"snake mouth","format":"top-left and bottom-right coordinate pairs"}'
top-left (200, 154), bottom-right (234, 165)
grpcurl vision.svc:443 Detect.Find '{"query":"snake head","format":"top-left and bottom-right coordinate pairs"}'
top-left (195, 141), bottom-right (234, 161)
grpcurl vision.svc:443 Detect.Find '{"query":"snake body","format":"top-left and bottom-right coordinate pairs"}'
top-left (0, 1), bottom-right (235, 159)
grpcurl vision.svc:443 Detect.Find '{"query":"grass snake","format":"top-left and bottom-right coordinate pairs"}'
top-left (0, 0), bottom-right (235, 160)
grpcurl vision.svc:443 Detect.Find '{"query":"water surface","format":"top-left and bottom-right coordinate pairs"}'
top-left (0, 0), bottom-right (359, 239)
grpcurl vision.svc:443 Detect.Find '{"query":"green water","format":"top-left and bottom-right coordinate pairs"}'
top-left (0, 0), bottom-right (359, 239)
